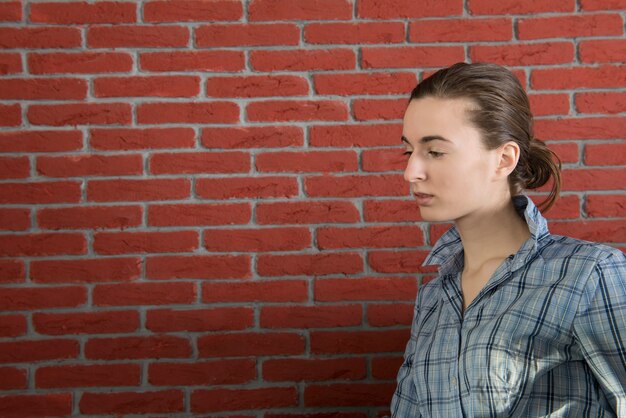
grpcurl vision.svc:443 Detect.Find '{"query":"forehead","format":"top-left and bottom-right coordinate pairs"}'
top-left (402, 96), bottom-right (478, 142)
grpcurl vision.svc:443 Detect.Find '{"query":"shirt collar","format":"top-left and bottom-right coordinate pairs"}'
top-left (423, 195), bottom-right (550, 276)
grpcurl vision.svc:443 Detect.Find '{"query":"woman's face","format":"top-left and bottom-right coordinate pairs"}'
top-left (402, 96), bottom-right (503, 223)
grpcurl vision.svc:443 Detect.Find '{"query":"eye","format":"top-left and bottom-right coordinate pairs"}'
top-left (402, 150), bottom-right (413, 157)
top-left (428, 150), bottom-right (445, 158)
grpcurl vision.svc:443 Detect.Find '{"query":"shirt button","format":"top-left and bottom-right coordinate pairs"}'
top-left (451, 377), bottom-right (457, 386)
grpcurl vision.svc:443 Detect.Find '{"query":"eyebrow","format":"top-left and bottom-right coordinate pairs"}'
top-left (401, 135), bottom-right (451, 144)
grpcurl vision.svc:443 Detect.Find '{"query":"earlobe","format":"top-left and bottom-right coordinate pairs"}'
top-left (497, 142), bottom-right (520, 177)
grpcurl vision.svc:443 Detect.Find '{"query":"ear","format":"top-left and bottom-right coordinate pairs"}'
top-left (495, 141), bottom-right (520, 179)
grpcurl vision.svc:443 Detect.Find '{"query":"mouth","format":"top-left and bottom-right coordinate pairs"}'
top-left (413, 192), bottom-right (434, 205)
top-left (413, 192), bottom-right (433, 198)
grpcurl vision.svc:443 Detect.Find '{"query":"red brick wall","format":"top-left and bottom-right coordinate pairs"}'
top-left (0, 0), bottom-right (625, 416)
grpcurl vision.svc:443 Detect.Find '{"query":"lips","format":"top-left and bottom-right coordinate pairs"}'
top-left (413, 192), bottom-right (433, 198)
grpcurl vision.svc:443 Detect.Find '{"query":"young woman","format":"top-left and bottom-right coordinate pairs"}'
top-left (391, 62), bottom-right (626, 417)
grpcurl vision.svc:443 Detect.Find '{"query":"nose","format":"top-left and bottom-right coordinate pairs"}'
top-left (403, 153), bottom-right (426, 183)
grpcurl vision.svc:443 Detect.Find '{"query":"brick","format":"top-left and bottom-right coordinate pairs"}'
top-left (0, 156), bottom-right (29, 179)
top-left (580, 0), bottom-right (626, 10)
top-left (93, 282), bottom-right (196, 306)
top-left (311, 329), bottom-right (409, 354)
top-left (353, 98), bottom-right (406, 121)
top-left (0, 53), bottom-right (21, 74)
top-left (149, 151), bottom-right (249, 174)
top-left (148, 203), bottom-right (251, 226)
top-left (310, 124), bottom-right (402, 147)
top-left (585, 143), bottom-right (626, 166)
top-left (550, 220), bottom-right (626, 243)
top-left (0, 394), bottom-right (72, 417)
top-left (201, 126), bottom-right (304, 149)
top-left (0, 77), bottom-right (86, 100)
top-left (256, 150), bottom-right (358, 173)
top-left (535, 117), bottom-right (625, 140)
top-left (0, 233), bottom-right (85, 257)
top-left (314, 72), bottom-right (416, 96)
top-left (0, 367), bottom-right (27, 390)
top-left (305, 22), bottom-right (405, 44)
top-left (146, 307), bottom-right (253, 332)
top-left (576, 91), bottom-right (626, 114)
top-left (263, 357), bottom-right (366, 381)
top-left (562, 168), bottom-right (626, 191)
top-left (30, 257), bottom-right (140, 283)
top-left (258, 253), bottom-right (363, 276)
top-left (266, 413), bottom-right (366, 418)
top-left (140, 50), bottom-right (245, 72)
top-left (198, 332), bottom-right (305, 357)
top-left (305, 383), bottom-right (395, 407)
top-left (368, 249), bottom-right (433, 273)
top-left (305, 174), bottom-right (407, 197)
top-left (0, 27), bottom-right (81, 48)
top-left (469, 0), bottom-right (574, 14)
top-left (0, 208), bottom-right (30, 230)
top-left (247, 100), bottom-right (348, 122)
top-left (137, 102), bottom-right (239, 124)
top-left (149, 359), bottom-right (256, 386)
top-left (249, 0), bottom-right (351, 21)
top-left (0, 130), bottom-right (82, 153)
top-left (315, 277), bottom-right (417, 302)
top-left (207, 75), bottom-right (309, 98)
top-left (256, 201), bottom-right (359, 225)
top-left (196, 23), bottom-right (299, 47)
top-left (429, 224), bottom-right (453, 245)
top-left (90, 127), bottom-right (195, 150)
top-left (0, 339), bottom-right (78, 363)
top-left (196, 176), bottom-right (298, 199)
top-left (367, 303), bottom-right (413, 326)
top-left (317, 226), bottom-right (423, 249)
top-left (0, 2), bottom-right (21, 21)
top-left (372, 356), bottom-right (403, 380)
top-left (0, 259), bottom-right (25, 284)
top-left (33, 310), bottom-right (139, 335)
top-left (144, 0), bottom-right (242, 22)
top-left (410, 18), bottom-right (512, 42)
top-left (250, 49), bottom-right (355, 71)
top-left (88, 25), bottom-right (188, 48)
top-left (37, 154), bottom-right (142, 177)
top-left (0, 181), bottom-right (80, 204)
top-left (80, 390), bottom-right (184, 414)
top-left (578, 39), bottom-right (626, 64)
top-left (532, 65), bottom-right (626, 90)
top-left (94, 76), bottom-right (200, 98)
top-left (518, 14), bottom-right (623, 40)
top-left (529, 93), bottom-right (570, 116)
top-left (261, 305), bottom-right (362, 328)
top-left (202, 280), bottom-right (308, 303)
top-left (28, 103), bottom-right (132, 126)
top-left (0, 104), bottom-right (20, 126)
top-left (0, 315), bottom-right (27, 337)
top-left (586, 195), bottom-right (626, 218)
top-left (146, 255), bottom-right (250, 279)
top-left (361, 148), bottom-right (408, 172)
top-left (30, 2), bottom-right (135, 23)
top-left (36, 364), bottom-right (141, 388)
top-left (530, 194), bottom-right (579, 220)
top-left (38, 205), bottom-right (142, 230)
top-left (191, 387), bottom-right (298, 413)
top-left (29, 52), bottom-right (132, 74)
top-left (88, 178), bottom-right (190, 202)
top-left (470, 42), bottom-right (574, 66)
top-left (94, 231), bottom-right (198, 254)
top-left (363, 199), bottom-right (422, 222)
top-left (358, 0), bottom-right (462, 18)
top-left (361, 46), bottom-right (464, 69)
top-left (205, 227), bottom-right (310, 252)
top-left (86, 336), bottom-right (191, 360)
top-left (546, 142), bottom-right (579, 164)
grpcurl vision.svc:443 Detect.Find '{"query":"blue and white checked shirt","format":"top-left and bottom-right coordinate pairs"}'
top-left (391, 195), bottom-right (626, 417)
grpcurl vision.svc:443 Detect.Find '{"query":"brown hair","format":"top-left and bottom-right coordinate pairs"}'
top-left (409, 62), bottom-right (561, 212)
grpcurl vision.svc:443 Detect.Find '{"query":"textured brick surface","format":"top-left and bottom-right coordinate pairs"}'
top-left (0, 0), bottom-right (624, 415)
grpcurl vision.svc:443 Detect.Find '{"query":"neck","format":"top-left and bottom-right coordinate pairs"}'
top-left (456, 196), bottom-right (531, 272)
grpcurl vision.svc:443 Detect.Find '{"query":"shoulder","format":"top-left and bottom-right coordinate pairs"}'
top-left (539, 233), bottom-right (624, 265)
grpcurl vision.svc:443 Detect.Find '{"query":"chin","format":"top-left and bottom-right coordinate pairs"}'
top-left (418, 207), bottom-right (454, 223)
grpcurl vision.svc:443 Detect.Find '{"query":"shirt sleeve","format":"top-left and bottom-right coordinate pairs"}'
top-left (572, 250), bottom-right (626, 416)
top-left (389, 290), bottom-right (423, 418)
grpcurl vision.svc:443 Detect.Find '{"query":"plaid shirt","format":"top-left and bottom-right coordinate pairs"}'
top-left (390, 195), bottom-right (626, 417)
